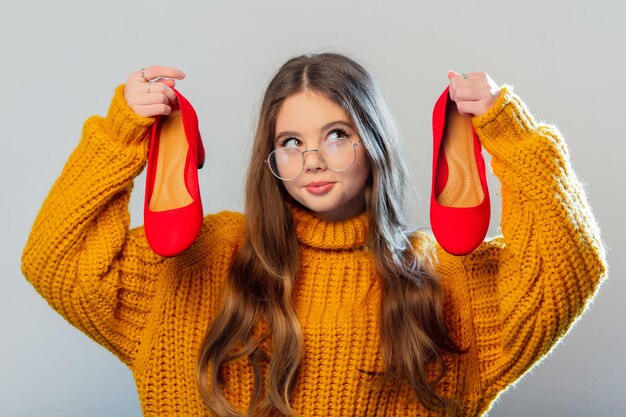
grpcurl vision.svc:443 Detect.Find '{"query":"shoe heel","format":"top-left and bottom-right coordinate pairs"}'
top-left (197, 132), bottom-right (205, 169)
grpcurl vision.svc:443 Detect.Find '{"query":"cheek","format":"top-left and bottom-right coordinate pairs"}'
top-left (282, 181), bottom-right (300, 198)
top-left (354, 153), bottom-right (371, 184)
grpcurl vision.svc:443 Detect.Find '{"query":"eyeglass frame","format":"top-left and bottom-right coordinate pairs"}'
top-left (264, 137), bottom-right (363, 181)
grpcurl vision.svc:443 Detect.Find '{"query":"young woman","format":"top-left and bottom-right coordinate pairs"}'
top-left (21, 52), bottom-right (607, 417)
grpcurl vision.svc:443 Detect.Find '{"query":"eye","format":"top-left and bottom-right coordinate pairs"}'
top-left (278, 137), bottom-right (302, 148)
top-left (327, 128), bottom-right (350, 142)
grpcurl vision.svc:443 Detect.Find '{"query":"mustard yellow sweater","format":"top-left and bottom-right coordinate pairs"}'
top-left (21, 83), bottom-right (608, 416)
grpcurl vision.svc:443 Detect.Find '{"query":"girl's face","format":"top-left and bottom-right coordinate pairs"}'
top-left (273, 90), bottom-right (371, 222)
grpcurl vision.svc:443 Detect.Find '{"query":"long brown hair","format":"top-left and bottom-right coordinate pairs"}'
top-left (196, 51), bottom-right (468, 416)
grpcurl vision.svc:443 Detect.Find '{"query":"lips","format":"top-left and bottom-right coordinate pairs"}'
top-left (305, 181), bottom-right (335, 195)
top-left (306, 181), bottom-right (333, 187)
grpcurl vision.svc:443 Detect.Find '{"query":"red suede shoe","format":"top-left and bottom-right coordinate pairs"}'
top-left (144, 88), bottom-right (205, 257)
top-left (429, 86), bottom-right (490, 256)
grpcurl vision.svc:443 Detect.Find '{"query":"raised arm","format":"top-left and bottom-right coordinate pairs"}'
top-left (21, 82), bottom-right (165, 369)
top-left (463, 85), bottom-right (608, 396)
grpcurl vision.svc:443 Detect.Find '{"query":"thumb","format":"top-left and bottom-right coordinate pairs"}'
top-left (448, 70), bottom-right (460, 80)
top-left (156, 78), bottom-right (176, 88)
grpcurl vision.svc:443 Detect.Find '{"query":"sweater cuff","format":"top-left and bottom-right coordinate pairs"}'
top-left (471, 85), bottom-right (540, 158)
top-left (103, 83), bottom-right (155, 147)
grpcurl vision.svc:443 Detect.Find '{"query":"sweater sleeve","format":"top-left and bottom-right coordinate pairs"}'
top-left (21, 83), bottom-right (166, 369)
top-left (463, 85), bottom-right (609, 396)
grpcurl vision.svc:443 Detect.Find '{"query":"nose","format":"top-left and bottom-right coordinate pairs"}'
top-left (303, 149), bottom-right (326, 173)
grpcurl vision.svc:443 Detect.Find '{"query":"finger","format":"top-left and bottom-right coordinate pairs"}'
top-left (153, 80), bottom-right (177, 104)
top-left (454, 73), bottom-right (494, 95)
top-left (455, 100), bottom-right (487, 118)
top-left (127, 81), bottom-right (177, 104)
top-left (458, 71), bottom-right (484, 80)
top-left (449, 77), bottom-right (489, 102)
top-left (129, 92), bottom-right (173, 106)
top-left (154, 79), bottom-right (178, 104)
top-left (129, 65), bottom-right (186, 83)
top-left (449, 71), bottom-right (484, 89)
top-left (448, 82), bottom-right (468, 102)
top-left (155, 78), bottom-right (176, 89)
top-left (448, 70), bottom-right (461, 81)
top-left (448, 71), bottom-right (461, 99)
top-left (141, 65), bottom-right (186, 82)
top-left (127, 93), bottom-right (175, 107)
top-left (454, 86), bottom-right (490, 102)
top-left (448, 72), bottom-right (466, 101)
top-left (133, 103), bottom-right (173, 118)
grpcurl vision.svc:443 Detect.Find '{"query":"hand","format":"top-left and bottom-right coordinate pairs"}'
top-left (447, 70), bottom-right (501, 118)
top-left (124, 65), bottom-right (186, 118)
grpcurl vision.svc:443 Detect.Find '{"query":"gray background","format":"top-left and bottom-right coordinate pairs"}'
top-left (2, 0), bottom-right (624, 415)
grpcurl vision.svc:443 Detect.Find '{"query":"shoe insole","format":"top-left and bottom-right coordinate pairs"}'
top-left (148, 110), bottom-right (194, 212)
top-left (436, 105), bottom-right (484, 207)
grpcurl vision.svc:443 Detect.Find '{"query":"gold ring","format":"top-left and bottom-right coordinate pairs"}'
top-left (462, 73), bottom-right (468, 79)
top-left (147, 82), bottom-right (151, 93)
top-left (141, 67), bottom-right (148, 82)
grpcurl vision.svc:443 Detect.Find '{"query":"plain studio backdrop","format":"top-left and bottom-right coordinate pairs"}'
top-left (1, 0), bottom-right (623, 416)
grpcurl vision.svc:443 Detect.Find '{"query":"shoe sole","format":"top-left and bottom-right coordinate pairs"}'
top-left (148, 110), bottom-right (194, 212)
top-left (436, 106), bottom-right (484, 208)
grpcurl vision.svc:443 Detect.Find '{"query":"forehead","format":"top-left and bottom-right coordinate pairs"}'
top-left (275, 90), bottom-right (350, 131)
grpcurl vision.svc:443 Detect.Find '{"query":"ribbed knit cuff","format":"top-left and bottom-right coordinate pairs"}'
top-left (103, 83), bottom-right (155, 147)
top-left (471, 85), bottom-right (540, 158)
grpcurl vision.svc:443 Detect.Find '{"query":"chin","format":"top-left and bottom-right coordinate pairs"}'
top-left (297, 196), bottom-right (342, 214)
top-left (296, 194), bottom-right (363, 222)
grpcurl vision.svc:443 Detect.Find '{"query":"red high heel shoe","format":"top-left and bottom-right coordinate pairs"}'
top-left (429, 86), bottom-right (490, 256)
top-left (144, 87), bottom-right (205, 257)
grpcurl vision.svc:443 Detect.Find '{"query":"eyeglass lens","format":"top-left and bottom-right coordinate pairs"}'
top-left (268, 138), bottom-right (357, 180)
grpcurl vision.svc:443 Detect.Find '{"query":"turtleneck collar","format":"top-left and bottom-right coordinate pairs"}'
top-left (289, 203), bottom-right (370, 250)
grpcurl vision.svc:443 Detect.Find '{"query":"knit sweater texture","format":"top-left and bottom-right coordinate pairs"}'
top-left (21, 83), bottom-right (608, 416)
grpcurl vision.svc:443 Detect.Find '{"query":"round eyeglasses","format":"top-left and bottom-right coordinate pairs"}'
top-left (265, 137), bottom-right (362, 181)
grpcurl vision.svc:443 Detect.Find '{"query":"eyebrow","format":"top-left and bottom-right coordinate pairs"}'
top-left (274, 120), bottom-right (354, 142)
